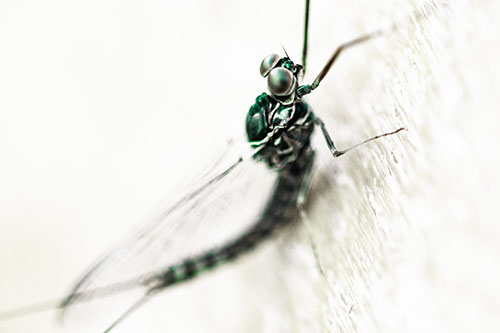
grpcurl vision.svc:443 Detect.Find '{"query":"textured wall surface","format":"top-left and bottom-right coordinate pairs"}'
top-left (1, 0), bottom-right (499, 332)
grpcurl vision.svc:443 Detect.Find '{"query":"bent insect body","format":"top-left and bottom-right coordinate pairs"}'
top-left (0, 0), bottom-right (412, 331)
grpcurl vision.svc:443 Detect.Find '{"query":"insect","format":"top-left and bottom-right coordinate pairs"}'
top-left (0, 0), bottom-right (416, 332)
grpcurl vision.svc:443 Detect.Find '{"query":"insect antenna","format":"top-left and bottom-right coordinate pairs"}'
top-left (301, 0), bottom-right (311, 74)
top-left (281, 44), bottom-right (291, 60)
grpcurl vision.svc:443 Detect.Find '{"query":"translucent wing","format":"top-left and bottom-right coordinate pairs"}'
top-left (59, 142), bottom-right (277, 330)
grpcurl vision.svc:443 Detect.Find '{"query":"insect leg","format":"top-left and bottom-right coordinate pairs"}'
top-left (295, 26), bottom-right (391, 99)
top-left (296, 150), bottom-right (326, 277)
top-left (310, 28), bottom-right (388, 90)
top-left (301, 0), bottom-right (311, 74)
top-left (314, 117), bottom-right (406, 158)
top-left (308, 0), bottom-right (442, 92)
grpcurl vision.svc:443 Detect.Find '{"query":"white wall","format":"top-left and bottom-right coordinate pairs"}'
top-left (0, 0), bottom-right (499, 332)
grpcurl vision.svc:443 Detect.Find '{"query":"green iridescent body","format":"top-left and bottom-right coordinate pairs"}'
top-left (60, 51), bottom-right (320, 309)
top-left (246, 92), bottom-right (315, 168)
top-left (61, 91), bottom-right (317, 304)
top-left (150, 93), bottom-right (317, 289)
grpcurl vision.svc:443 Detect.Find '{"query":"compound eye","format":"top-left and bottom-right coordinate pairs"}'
top-left (267, 67), bottom-right (296, 96)
top-left (260, 54), bottom-right (281, 77)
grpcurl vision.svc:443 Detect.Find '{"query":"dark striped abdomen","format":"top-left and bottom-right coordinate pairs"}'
top-left (152, 148), bottom-right (315, 290)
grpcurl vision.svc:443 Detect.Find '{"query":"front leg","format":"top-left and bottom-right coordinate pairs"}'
top-left (249, 124), bottom-right (287, 148)
top-left (314, 117), bottom-right (406, 158)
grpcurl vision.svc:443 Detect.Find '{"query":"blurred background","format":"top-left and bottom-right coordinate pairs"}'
top-left (1, 0), bottom-right (499, 332)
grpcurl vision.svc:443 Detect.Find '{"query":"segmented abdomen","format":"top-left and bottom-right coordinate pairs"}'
top-left (152, 148), bottom-right (314, 290)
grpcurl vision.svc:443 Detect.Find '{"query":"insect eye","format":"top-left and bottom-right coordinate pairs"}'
top-left (267, 67), bottom-right (296, 96)
top-left (260, 54), bottom-right (281, 77)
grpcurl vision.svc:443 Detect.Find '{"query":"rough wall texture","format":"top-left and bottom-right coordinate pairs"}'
top-left (302, 0), bottom-right (500, 332)
top-left (1, 0), bottom-right (499, 332)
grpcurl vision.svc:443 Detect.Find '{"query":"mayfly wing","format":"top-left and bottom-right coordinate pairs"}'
top-left (58, 141), bottom-right (277, 330)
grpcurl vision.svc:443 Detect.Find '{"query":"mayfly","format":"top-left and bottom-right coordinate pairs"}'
top-left (1, 0), bottom-right (414, 331)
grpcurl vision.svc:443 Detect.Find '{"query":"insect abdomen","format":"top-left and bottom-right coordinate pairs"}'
top-left (153, 149), bottom-right (314, 290)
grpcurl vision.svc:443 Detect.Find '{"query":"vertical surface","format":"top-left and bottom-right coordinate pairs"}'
top-left (0, 0), bottom-right (499, 332)
top-left (304, 0), bottom-right (500, 332)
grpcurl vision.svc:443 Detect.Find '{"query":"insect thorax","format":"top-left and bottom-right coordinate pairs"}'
top-left (246, 93), bottom-right (315, 169)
